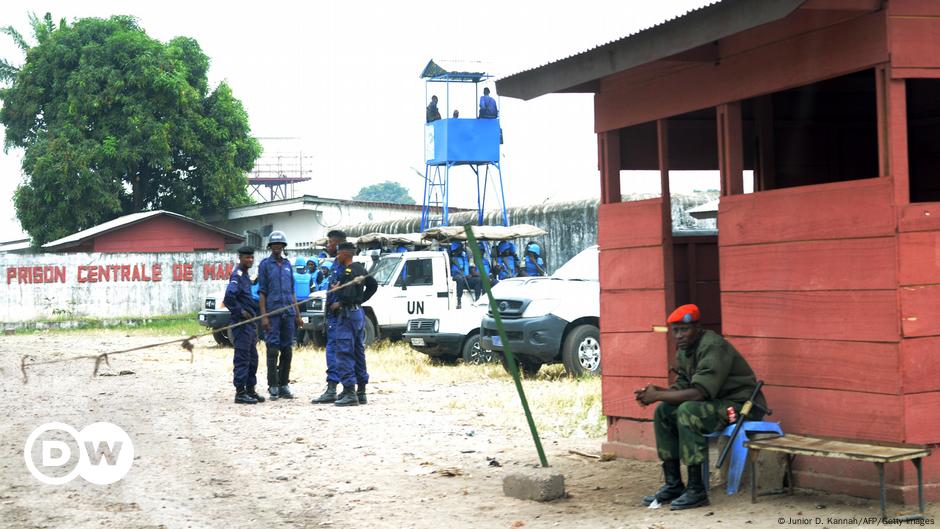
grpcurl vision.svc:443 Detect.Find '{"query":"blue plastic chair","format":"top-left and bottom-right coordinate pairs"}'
top-left (704, 421), bottom-right (783, 495)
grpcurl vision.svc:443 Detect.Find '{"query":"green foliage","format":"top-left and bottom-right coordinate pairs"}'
top-left (0, 14), bottom-right (261, 245)
top-left (353, 180), bottom-right (416, 205)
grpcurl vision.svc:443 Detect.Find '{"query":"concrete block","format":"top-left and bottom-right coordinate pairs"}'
top-left (502, 469), bottom-right (566, 501)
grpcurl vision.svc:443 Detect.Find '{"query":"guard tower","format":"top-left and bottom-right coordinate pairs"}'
top-left (247, 137), bottom-right (313, 201)
top-left (420, 59), bottom-right (508, 231)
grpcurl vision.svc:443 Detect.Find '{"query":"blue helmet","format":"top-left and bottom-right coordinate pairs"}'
top-left (449, 242), bottom-right (463, 254)
top-left (294, 257), bottom-right (307, 268)
top-left (526, 242), bottom-right (541, 257)
top-left (497, 241), bottom-right (516, 256)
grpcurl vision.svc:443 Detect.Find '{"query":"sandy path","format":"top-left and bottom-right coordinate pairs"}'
top-left (0, 331), bottom-right (934, 529)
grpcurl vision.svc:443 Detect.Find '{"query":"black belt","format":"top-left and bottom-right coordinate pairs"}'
top-left (345, 304), bottom-right (362, 311)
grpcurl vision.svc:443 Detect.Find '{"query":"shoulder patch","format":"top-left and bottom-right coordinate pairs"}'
top-left (237, 269), bottom-right (243, 276)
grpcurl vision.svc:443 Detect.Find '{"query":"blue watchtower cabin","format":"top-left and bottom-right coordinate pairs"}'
top-left (420, 59), bottom-right (508, 231)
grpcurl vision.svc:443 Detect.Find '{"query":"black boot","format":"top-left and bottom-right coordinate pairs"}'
top-left (642, 460), bottom-right (685, 506)
top-left (311, 382), bottom-right (338, 404)
top-left (266, 346), bottom-right (280, 397)
top-left (669, 463), bottom-right (709, 510)
top-left (247, 386), bottom-right (265, 403)
top-left (279, 384), bottom-right (295, 399)
top-left (235, 386), bottom-right (258, 404)
top-left (334, 386), bottom-right (359, 407)
top-left (356, 383), bottom-right (367, 405)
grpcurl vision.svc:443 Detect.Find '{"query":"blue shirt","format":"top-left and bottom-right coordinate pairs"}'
top-left (326, 258), bottom-right (344, 305)
top-left (257, 255), bottom-right (296, 314)
top-left (479, 95), bottom-right (498, 118)
top-left (223, 267), bottom-right (258, 322)
top-left (293, 270), bottom-right (312, 300)
top-left (451, 253), bottom-right (470, 277)
top-left (496, 255), bottom-right (517, 280)
top-left (525, 255), bottom-right (545, 276)
top-left (476, 242), bottom-right (492, 277)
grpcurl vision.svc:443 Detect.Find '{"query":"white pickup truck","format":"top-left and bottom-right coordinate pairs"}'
top-left (304, 250), bottom-right (461, 345)
top-left (480, 245), bottom-right (600, 377)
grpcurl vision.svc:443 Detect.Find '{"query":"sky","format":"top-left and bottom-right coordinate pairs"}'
top-left (0, 0), bottom-right (715, 241)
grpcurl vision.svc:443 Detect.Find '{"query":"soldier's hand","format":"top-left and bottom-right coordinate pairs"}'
top-left (241, 310), bottom-right (252, 320)
top-left (351, 276), bottom-right (365, 284)
top-left (261, 316), bottom-right (270, 332)
top-left (329, 302), bottom-right (341, 312)
top-left (295, 314), bottom-right (304, 328)
top-left (634, 384), bottom-right (659, 406)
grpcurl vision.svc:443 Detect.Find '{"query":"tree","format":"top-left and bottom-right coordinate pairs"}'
top-left (353, 181), bottom-right (416, 205)
top-left (0, 14), bottom-right (261, 245)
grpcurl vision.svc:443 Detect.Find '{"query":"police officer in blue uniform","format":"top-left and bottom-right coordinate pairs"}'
top-left (312, 229), bottom-right (348, 404)
top-left (258, 231), bottom-right (305, 401)
top-left (522, 241), bottom-right (546, 277)
top-left (449, 242), bottom-right (474, 309)
top-left (223, 246), bottom-right (264, 404)
top-left (494, 240), bottom-right (519, 281)
top-left (330, 242), bottom-right (378, 406)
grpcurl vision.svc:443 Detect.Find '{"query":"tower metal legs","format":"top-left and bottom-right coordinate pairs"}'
top-left (420, 162), bottom-right (508, 231)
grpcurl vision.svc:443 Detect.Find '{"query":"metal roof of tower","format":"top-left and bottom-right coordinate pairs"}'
top-left (420, 59), bottom-right (492, 83)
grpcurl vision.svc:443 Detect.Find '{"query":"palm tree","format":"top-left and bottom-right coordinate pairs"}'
top-left (0, 12), bottom-right (63, 84)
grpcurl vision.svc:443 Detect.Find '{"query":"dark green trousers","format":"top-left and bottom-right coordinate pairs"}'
top-left (654, 400), bottom-right (738, 465)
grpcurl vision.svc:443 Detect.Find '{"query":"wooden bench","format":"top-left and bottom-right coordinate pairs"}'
top-left (745, 434), bottom-right (931, 520)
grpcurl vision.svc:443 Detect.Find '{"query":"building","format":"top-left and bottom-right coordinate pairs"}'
top-left (0, 238), bottom-right (31, 254)
top-left (498, 0), bottom-right (940, 503)
top-left (211, 195), bottom-right (466, 251)
top-left (42, 210), bottom-right (243, 253)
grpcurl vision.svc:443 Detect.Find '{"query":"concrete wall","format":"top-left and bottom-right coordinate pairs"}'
top-left (340, 194), bottom-right (717, 273)
top-left (0, 252), bottom-right (239, 323)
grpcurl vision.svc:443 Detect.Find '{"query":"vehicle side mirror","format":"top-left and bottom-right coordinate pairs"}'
top-left (401, 284), bottom-right (407, 291)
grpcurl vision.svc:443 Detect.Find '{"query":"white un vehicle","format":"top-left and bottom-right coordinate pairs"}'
top-left (480, 245), bottom-right (600, 377)
top-left (304, 250), bottom-right (461, 345)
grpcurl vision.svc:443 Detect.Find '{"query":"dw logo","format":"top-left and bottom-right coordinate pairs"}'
top-left (24, 422), bottom-right (135, 485)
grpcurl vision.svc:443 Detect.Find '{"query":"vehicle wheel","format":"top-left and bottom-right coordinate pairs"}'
top-left (499, 353), bottom-right (542, 378)
top-left (364, 317), bottom-right (377, 347)
top-left (462, 333), bottom-right (497, 364)
top-left (213, 331), bottom-right (232, 347)
top-left (561, 324), bottom-right (601, 377)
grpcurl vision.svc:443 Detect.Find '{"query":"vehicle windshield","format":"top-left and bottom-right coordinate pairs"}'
top-left (370, 255), bottom-right (403, 285)
top-left (552, 246), bottom-right (599, 281)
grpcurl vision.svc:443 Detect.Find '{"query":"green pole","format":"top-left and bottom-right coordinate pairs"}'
top-left (464, 225), bottom-right (549, 468)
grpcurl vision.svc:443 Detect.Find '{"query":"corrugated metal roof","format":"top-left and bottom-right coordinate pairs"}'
top-left (420, 59), bottom-right (492, 82)
top-left (496, 0), bottom-right (808, 100)
top-left (42, 210), bottom-right (244, 250)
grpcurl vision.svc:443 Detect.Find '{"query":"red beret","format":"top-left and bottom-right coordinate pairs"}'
top-left (667, 304), bottom-right (701, 324)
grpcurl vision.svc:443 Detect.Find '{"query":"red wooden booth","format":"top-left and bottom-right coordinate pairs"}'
top-left (498, 0), bottom-right (940, 503)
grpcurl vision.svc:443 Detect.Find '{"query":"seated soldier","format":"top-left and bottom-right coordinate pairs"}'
top-left (634, 304), bottom-right (767, 510)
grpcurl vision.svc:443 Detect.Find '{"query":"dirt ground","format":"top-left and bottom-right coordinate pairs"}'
top-left (0, 330), bottom-right (935, 529)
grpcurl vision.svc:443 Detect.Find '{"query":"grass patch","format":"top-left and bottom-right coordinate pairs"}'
top-left (9, 313), bottom-right (204, 337)
top-left (292, 340), bottom-right (605, 439)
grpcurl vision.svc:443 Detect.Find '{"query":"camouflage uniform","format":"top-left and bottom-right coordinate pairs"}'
top-left (654, 330), bottom-right (767, 465)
